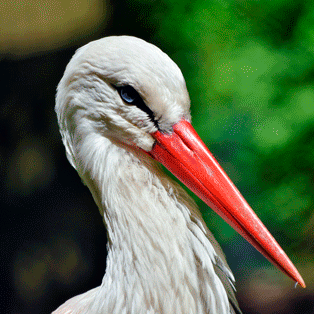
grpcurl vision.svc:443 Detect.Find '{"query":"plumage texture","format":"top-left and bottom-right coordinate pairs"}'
top-left (54, 36), bottom-right (242, 314)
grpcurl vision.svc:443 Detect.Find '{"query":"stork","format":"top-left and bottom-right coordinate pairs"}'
top-left (53, 36), bottom-right (305, 314)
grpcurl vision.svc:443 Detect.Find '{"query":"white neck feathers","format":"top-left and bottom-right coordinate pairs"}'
top-left (65, 137), bottom-right (233, 314)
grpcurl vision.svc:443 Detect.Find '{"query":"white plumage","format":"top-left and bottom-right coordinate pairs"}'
top-left (53, 36), bottom-right (304, 314)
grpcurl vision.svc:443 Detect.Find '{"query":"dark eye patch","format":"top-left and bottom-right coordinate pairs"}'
top-left (117, 85), bottom-right (140, 104)
top-left (115, 85), bottom-right (158, 129)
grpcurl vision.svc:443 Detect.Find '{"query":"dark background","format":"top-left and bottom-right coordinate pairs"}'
top-left (1, 0), bottom-right (314, 313)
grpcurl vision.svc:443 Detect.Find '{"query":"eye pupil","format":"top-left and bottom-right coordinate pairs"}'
top-left (119, 86), bottom-right (138, 104)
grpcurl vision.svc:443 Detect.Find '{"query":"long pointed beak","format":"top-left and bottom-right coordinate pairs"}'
top-left (148, 118), bottom-right (305, 288)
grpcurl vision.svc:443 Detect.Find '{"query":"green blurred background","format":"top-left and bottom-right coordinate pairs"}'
top-left (1, 0), bottom-right (314, 313)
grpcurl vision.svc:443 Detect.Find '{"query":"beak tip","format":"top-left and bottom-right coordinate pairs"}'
top-left (298, 278), bottom-right (306, 289)
top-left (290, 263), bottom-right (306, 288)
top-left (291, 269), bottom-right (306, 288)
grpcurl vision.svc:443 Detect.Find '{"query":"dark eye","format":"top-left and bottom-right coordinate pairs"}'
top-left (117, 85), bottom-right (140, 104)
top-left (115, 85), bottom-right (159, 129)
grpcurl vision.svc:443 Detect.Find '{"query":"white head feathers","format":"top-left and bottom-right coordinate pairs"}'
top-left (55, 36), bottom-right (191, 170)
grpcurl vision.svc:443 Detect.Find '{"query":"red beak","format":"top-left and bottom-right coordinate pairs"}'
top-left (149, 118), bottom-right (305, 288)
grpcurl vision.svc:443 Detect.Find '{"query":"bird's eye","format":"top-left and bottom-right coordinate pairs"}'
top-left (115, 84), bottom-right (159, 129)
top-left (117, 85), bottom-right (140, 104)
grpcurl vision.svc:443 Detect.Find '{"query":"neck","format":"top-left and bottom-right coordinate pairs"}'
top-left (78, 138), bottom-right (232, 314)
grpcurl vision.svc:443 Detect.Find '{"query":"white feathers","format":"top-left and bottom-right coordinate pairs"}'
top-left (56, 36), bottom-right (191, 162)
top-left (54, 36), bottom-right (237, 314)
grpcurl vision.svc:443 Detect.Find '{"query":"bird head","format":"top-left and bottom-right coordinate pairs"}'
top-left (55, 36), bottom-right (305, 288)
top-left (56, 36), bottom-right (190, 165)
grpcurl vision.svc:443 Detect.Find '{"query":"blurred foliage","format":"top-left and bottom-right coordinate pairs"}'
top-left (1, 0), bottom-right (314, 313)
top-left (0, 0), bottom-right (107, 56)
